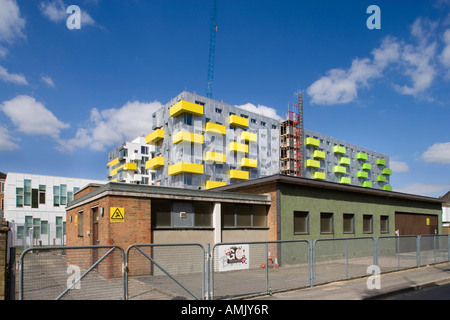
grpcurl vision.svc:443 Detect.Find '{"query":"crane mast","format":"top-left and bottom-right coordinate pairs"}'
top-left (206, 0), bottom-right (217, 99)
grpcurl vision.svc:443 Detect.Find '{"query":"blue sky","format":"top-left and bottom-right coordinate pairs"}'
top-left (0, 0), bottom-right (449, 197)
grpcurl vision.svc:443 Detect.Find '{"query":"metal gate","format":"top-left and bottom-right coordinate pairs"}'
top-left (19, 245), bottom-right (125, 300)
top-left (125, 243), bottom-right (207, 300)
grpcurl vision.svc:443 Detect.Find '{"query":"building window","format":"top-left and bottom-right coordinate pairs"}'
top-left (194, 202), bottom-right (212, 227)
top-left (380, 215), bottom-right (389, 233)
top-left (215, 108), bottom-right (222, 114)
top-left (53, 186), bottom-right (60, 207)
top-left (294, 211), bottom-right (309, 234)
top-left (221, 204), bottom-right (267, 228)
top-left (17, 226), bottom-right (25, 239)
top-left (75, 212), bottom-right (82, 237)
top-left (41, 221), bottom-right (48, 235)
top-left (151, 199), bottom-right (171, 228)
top-left (320, 212), bottom-right (333, 234)
top-left (363, 214), bottom-right (373, 234)
top-left (33, 218), bottom-right (41, 240)
top-left (24, 179), bottom-right (31, 206)
top-left (343, 214), bottom-right (354, 234)
top-left (39, 185), bottom-right (46, 204)
top-left (16, 188), bottom-right (23, 207)
top-left (60, 184), bottom-right (67, 206)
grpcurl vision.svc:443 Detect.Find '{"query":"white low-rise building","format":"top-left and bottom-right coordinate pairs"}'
top-left (4, 172), bottom-right (106, 247)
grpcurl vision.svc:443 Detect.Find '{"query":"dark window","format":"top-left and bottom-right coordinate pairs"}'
top-left (343, 214), bottom-right (354, 234)
top-left (151, 199), bottom-right (171, 227)
top-left (294, 211), bottom-right (309, 234)
top-left (320, 212), bottom-right (333, 234)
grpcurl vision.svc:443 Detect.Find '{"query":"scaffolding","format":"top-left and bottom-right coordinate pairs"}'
top-left (280, 93), bottom-right (304, 177)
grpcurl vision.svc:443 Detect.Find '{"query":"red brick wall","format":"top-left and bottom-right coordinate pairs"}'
top-left (66, 195), bottom-right (151, 278)
top-left (74, 184), bottom-right (102, 200)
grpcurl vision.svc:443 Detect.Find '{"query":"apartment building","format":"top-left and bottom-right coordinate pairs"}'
top-left (107, 136), bottom-right (156, 185)
top-left (302, 129), bottom-right (391, 190)
top-left (107, 91), bottom-right (391, 191)
top-left (3, 172), bottom-right (106, 246)
top-left (107, 91), bottom-right (281, 189)
top-left (0, 172), bottom-right (6, 219)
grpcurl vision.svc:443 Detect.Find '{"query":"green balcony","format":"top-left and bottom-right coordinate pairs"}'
top-left (333, 145), bottom-right (346, 154)
top-left (377, 175), bottom-right (386, 182)
top-left (306, 159), bottom-right (320, 168)
top-left (313, 150), bottom-right (325, 159)
top-left (376, 158), bottom-right (386, 166)
top-left (306, 137), bottom-right (320, 148)
top-left (357, 153), bottom-right (368, 161)
top-left (382, 168), bottom-right (392, 175)
top-left (340, 177), bottom-right (351, 185)
top-left (357, 171), bottom-right (368, 179)
top-left (362, 181), bottom-right (372, 188)
top-left (362, 163), bottom-right (372, 170)
top-left (340, 157), bottom-right (351, 166)
top-left (383, 185), bottom-right (392, 191)
top-left (313, 171), bottom-right (326, 180)
top-left (333, 166), bottom-right (346, 174)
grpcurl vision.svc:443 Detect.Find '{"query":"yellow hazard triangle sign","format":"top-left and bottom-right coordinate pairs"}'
top-left (110, 207), bottom-right (125, 222)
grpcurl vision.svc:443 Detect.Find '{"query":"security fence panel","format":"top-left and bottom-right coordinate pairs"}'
top-left (19, 246), bottom-right (125, 300)
top-left (419, 235), bottom-right (449, 267)
top-left (211, 240), bottom-right (311, 299)
top-left (377, 236), bottom-right (418, 272)
top-left (125, 243), bottom-right (206, 300)
top-left (266, 240), bottom-right (311, 294)
top-left (313, 237), bottom-right (375, 286)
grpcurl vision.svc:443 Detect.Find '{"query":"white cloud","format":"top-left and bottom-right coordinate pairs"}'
top-left (421, 142), bottom-right (450, 164)
top-left (40, 0), bottom-right (96, 27)
top-left (40, 74), bottom-right (55, 87)
top-left (440, 29), bottom-right (450, 76)
top-left (235, 103), bottom-right (282, 120)
top-left (390, 160), bottom-right (410, 173)
top-left (0, 0), bottom-right (26, 57)
top-left (0, 125), bottom-right (19, 150)
top-left (307, 37), bottom-right (400, 105)
top-left (0, 65), bottom-right (28, 85)
top-left (394, 19), bottom-right (438, 97)
top-left (57, 100), bottom-right (163, 153)
top-left (1, 95), bottom-right (69, 138)
top-left (395, 182), bottom-right (450, 197)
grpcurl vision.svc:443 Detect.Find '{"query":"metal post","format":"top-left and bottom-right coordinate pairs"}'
top-left (265, 242), bottom-right (269, 294)
top-left (345, 239), bottom-right (349, 279)
top-left (205, 243), bottom-right (210, 300)
top-left (416, 236), bottom-right (421, 268)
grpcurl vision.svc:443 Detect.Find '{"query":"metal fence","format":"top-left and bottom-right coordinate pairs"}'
top-left (13, 235), bottom-right (450, 300)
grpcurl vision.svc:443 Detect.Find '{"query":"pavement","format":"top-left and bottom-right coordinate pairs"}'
top-left (251, 262), bottom-right (450, 300)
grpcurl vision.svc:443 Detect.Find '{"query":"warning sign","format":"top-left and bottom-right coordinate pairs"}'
top-left (110, 207), bottom-right (125, 223)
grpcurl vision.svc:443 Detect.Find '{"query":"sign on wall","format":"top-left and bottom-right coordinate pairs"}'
top-left (110, 207), bottom-right (125, 223)
top-left (218, 244), bottom-right (249, 272)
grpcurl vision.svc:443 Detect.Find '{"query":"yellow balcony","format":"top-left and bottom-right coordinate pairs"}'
top-left (124, 162), bottom-right (137, 171)
top-left (306, 137), bottom-right (320, 147)
top-left (229, 142), bottom-right (249, 153)
top-left (168, 162), bottom-right (204, 175)
top-left (229, 169), bottom-right (249, 180)
top-left (205, 180), bottom-right (227, 190)
top-left (313, 150), bottom-right (325, 159)
top-left (172, 131), bottom-right (204, 144)
top-left (205, 122), bottom-right (226, 135)
top-left (146, 156), bottom-right (164, 170)
top-left (170, 100), bottom-right (204, 117)
top-left (146, 129), bottom-right (164, 144)
top-left (333, 146), bottom-right (346, 154)
top-left (205, 151), bottom-right (226, 163)
top-left (241, 131), bottom-right (257, 143)
top-left (229, 115), bottom-right (249, 128)
top-left (313, 172), bottom-right (326, 180)
top-left (333, 166), bottom-right (346, 174)
top-left (241, 158), bottom-right (257, 168)
top-left (306, 159), bottom-right (320, 168)
top-left (107, 157), bottom-right (119, 168)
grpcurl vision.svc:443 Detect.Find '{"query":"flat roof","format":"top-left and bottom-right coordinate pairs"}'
top-left (213, 174), bottom-right (444, 204)
top-left (67, 181), bottom-right (271, 210)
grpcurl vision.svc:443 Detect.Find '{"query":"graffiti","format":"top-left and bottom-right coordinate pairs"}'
top-left (218, 245), bottom-right (249, 271)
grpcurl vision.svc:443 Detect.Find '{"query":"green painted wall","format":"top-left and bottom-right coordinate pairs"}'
top-left (279, 183), bottom-right (442, 242)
